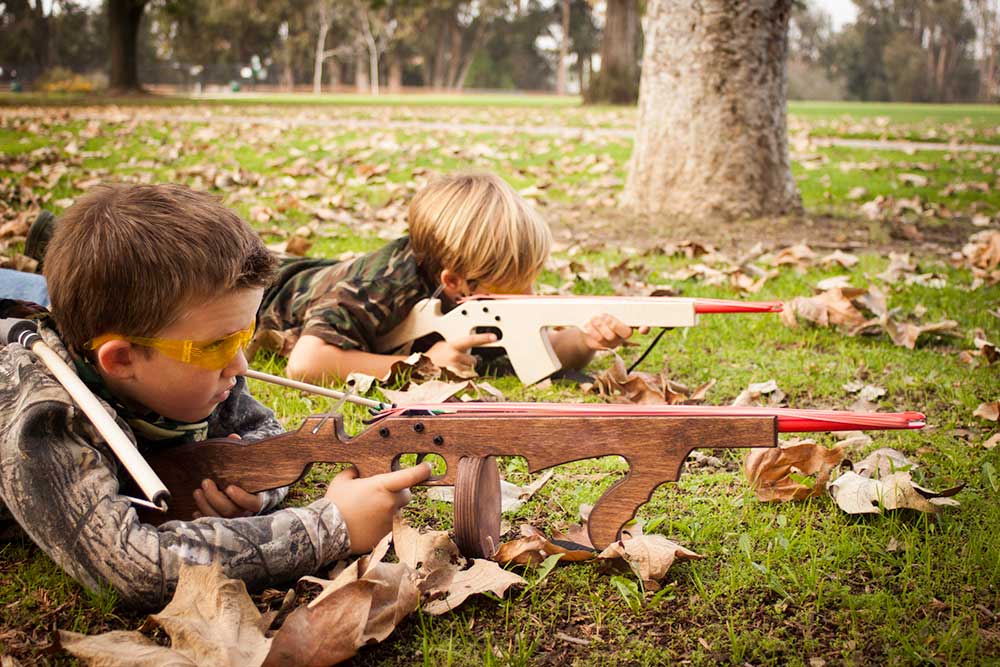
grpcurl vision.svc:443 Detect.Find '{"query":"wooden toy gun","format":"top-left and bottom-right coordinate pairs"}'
top-left (376, 295), bottom-right (784, 384)
top-left (141, 402), bottom-right (924, 557)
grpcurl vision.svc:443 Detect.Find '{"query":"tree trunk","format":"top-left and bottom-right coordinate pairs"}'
top-left (557, 0), bottom-right (571, 94)
top-left (445, 22), bottom-right (463, 89)
top-left (623, 0), bottom-right (802, 221)
top-left (584, 0), bottom-right (639, 104)
top-left (313, 19), bottom-right (330, 94)
top-left (355, 50), bottom-right (370, 92)
top-left (388, 51), bottom-right (403, 93)
top-left (108, 0), bottom-right (147, 92)
top-left (359, 8), bottom-right (380, 95)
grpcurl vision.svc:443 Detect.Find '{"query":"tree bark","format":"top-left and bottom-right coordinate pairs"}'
top-left (388, 50), bottom-right (403, 93)
top-left (557, 0), bottom-right (571, 94)
top-left (313, 11), bottom-right (331, 94)
top-left (355, 48), bottom-right (370, 92)
top-left (584, 0), bottom-right (639, 104)
top-left (623, 0), bottom-right (802, 221)
top-left (108, 0), bottom-right (147, 92)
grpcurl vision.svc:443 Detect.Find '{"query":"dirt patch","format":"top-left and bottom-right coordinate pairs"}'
top-left (549, 204), bottom-right (977, 257)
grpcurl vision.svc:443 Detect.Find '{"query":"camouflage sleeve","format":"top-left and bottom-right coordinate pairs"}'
top-left (0, 342), bottom-right (351, 610)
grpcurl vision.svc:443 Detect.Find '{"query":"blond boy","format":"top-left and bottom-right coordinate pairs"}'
top-left (0, 184), bottom-right (429, 609)
top-left (257, 172), bottom-right (638, 383)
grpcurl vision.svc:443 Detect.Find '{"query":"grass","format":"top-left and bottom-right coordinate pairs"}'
top-left (0, 98), bottom-right (998, 666)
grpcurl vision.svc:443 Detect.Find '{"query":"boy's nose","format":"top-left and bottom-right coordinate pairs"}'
top-left (223, 349), bottom-right (249, 378)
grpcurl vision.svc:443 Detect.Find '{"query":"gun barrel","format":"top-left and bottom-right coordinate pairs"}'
top-left (374, 403), bottom-right (926, 432)
top-left (693, 298), bottom-right (784, 314)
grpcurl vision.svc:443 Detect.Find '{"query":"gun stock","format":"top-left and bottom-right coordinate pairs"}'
top-left (141, 413), bottom-right (777, 548)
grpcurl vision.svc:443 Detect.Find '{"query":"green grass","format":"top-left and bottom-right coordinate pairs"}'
top-left (1, 101), bottom-right (998, 665)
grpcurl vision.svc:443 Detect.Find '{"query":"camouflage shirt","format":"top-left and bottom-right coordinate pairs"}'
top-left (0, 324), bottom-right (351, 610)
top-left (256, 236), bottom-right (437, 356)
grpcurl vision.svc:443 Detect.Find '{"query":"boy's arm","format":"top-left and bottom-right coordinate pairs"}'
top-left (286, 334), bottom-right (409, 384)
top-left (0, 350), bottom-right (350, 610)
top-left (547, 314), bottom-right (643, 370)
top-left (286, 332), bottom-right (497, 384)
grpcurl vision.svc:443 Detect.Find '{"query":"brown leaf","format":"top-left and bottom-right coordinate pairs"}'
top-left (283, 236), bottom-right (312, 256)
top-left (492, 524), bottom-right (596, 566)
top-left (590, 354), bottom-right (712, 405)
top-left (59, 562), bottom-right (271, 667)
top-left (974, 401), bottom-right (1000, 421)
top-left (57, 631), bottom-right (193, 667)
top-left (264, 535), bottom-right (418, 667)
top-left (963, 230), bottom-right (1000, 270)
top-left (421, 560), bottom-right (525, 615)
top-left (382, 380), bottom-right (475, 405)
top-left (731, 379), bottom-right (785, 407)
top-left (744, 443), bottom-right (846, 501)
top-left (780, 288), bottom-right (867, 330)
top-left (392, 516), bottom-right (463, 577)
top-left (884, 319), bottom-right (960, 349)
top-left (852, 447), bottom-right (916, 478)
top-left (827, 471), bottom-right (953, 514)
top-left (597, 534), bottom-right (702, 591)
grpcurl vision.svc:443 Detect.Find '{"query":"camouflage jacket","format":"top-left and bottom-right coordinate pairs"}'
top-left (255, 236), bottom-right (437, 356)
top-left (0, 324), bottom-right (351, 610)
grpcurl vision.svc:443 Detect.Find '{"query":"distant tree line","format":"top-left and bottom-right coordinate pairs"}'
top-left (2, 0), bottom-right (999, 103)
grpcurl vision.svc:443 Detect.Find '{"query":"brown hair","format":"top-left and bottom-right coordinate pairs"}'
top-left (45, 184), bottom-right (276, 350)
top-left (408, 172), bottom-right (551, 292)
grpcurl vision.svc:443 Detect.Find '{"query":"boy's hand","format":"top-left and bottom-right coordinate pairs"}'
top-left (426, 333), bottom-right (497, 374)
top-left (324, 462), bottom-right (432, 554)
top-left (582, 314), bottom-right (649, 350)
top-left (191, 434), bottom-right (264, 519)
top-left (192, 479), bottom-right (264, 519)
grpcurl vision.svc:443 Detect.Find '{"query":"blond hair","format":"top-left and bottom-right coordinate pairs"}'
top-left (45, 184), bottom-right (276, 351)
top-left (408, 173), bottom-right (551, 292)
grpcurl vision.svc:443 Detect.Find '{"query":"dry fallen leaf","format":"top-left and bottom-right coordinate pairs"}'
top-left (744, 442), bottom-right (846, 501)
top-left (827, 471), bottom-right (956, 515)
top-left (597, 534), bottom-right (702, 591)
top-left (492, 524), bottom-right (597, 566)
top-left (974, 400), bottom-right (1000, 421)
top-left (731, 379), bottom-right (785, 407)
top-left (59, 562), bottom-right (272, 667)
top-left (421, 560), bottom-right (526, 615)
top-left (264, 533), bottom-right (419, 667)
top-left (962, 230), bottom-right (1000, 270)
top-left (589, 353), bottom-right (714, 405)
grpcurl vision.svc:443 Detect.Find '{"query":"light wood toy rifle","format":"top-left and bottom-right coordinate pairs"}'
top-left (141, 402), bottom-right (925, 557)
top-left (376, 295), bottom-right (784, 384)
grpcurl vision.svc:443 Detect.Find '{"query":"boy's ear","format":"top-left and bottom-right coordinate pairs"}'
top-left (94, 339), bottom-right (139, 379)
top-left (439, 269), bottom-right (471, 299)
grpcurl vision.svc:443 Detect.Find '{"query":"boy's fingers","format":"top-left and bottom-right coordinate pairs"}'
top-left (225, 485), bottom-right (263, 513)
top-left (393, 488), bottom-right (412, 509)
top-left (451, 332), bottom-right (497, 351)
top-left (192, 489), bottom-right (215, 518)
top-left (637, 326), bottom-right (651, 335)
top-left (609, 318), bottom-right (632, 339)
top-left (332, 466), bottom-right (360, 483)
top-left (201, 479), bottom-right (240, 517)
top-left (382, 462), bottom-right (433, 492)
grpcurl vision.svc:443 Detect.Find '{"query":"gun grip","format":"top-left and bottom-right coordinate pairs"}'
top-left (587, 468), bottom-right (681, 550)
top-left (501, 330), bottom-right (563, 385)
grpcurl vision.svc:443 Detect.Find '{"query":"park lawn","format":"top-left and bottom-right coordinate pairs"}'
top-left (4, 92), bottom-right (1000, 143)
top-left (0, 102), bottom-right (998, 665)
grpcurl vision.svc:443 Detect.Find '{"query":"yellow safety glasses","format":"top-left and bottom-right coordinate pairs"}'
top-left (86, 322), bottom-right (255, 371)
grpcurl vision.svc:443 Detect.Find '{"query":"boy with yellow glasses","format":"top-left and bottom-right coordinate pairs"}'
top-left (0, 184), bottom-right (429, 609)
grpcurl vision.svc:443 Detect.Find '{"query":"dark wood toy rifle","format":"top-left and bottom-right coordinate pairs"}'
top-left (141, 402), bottom-right (925, 557)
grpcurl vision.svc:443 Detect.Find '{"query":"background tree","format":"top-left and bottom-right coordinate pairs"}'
top-left (624, 0), bottom-right (801, 220)
top-left (108, 0), bottom-right (148, 91)
top-left (584, 0), bottom-right (640, 104)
